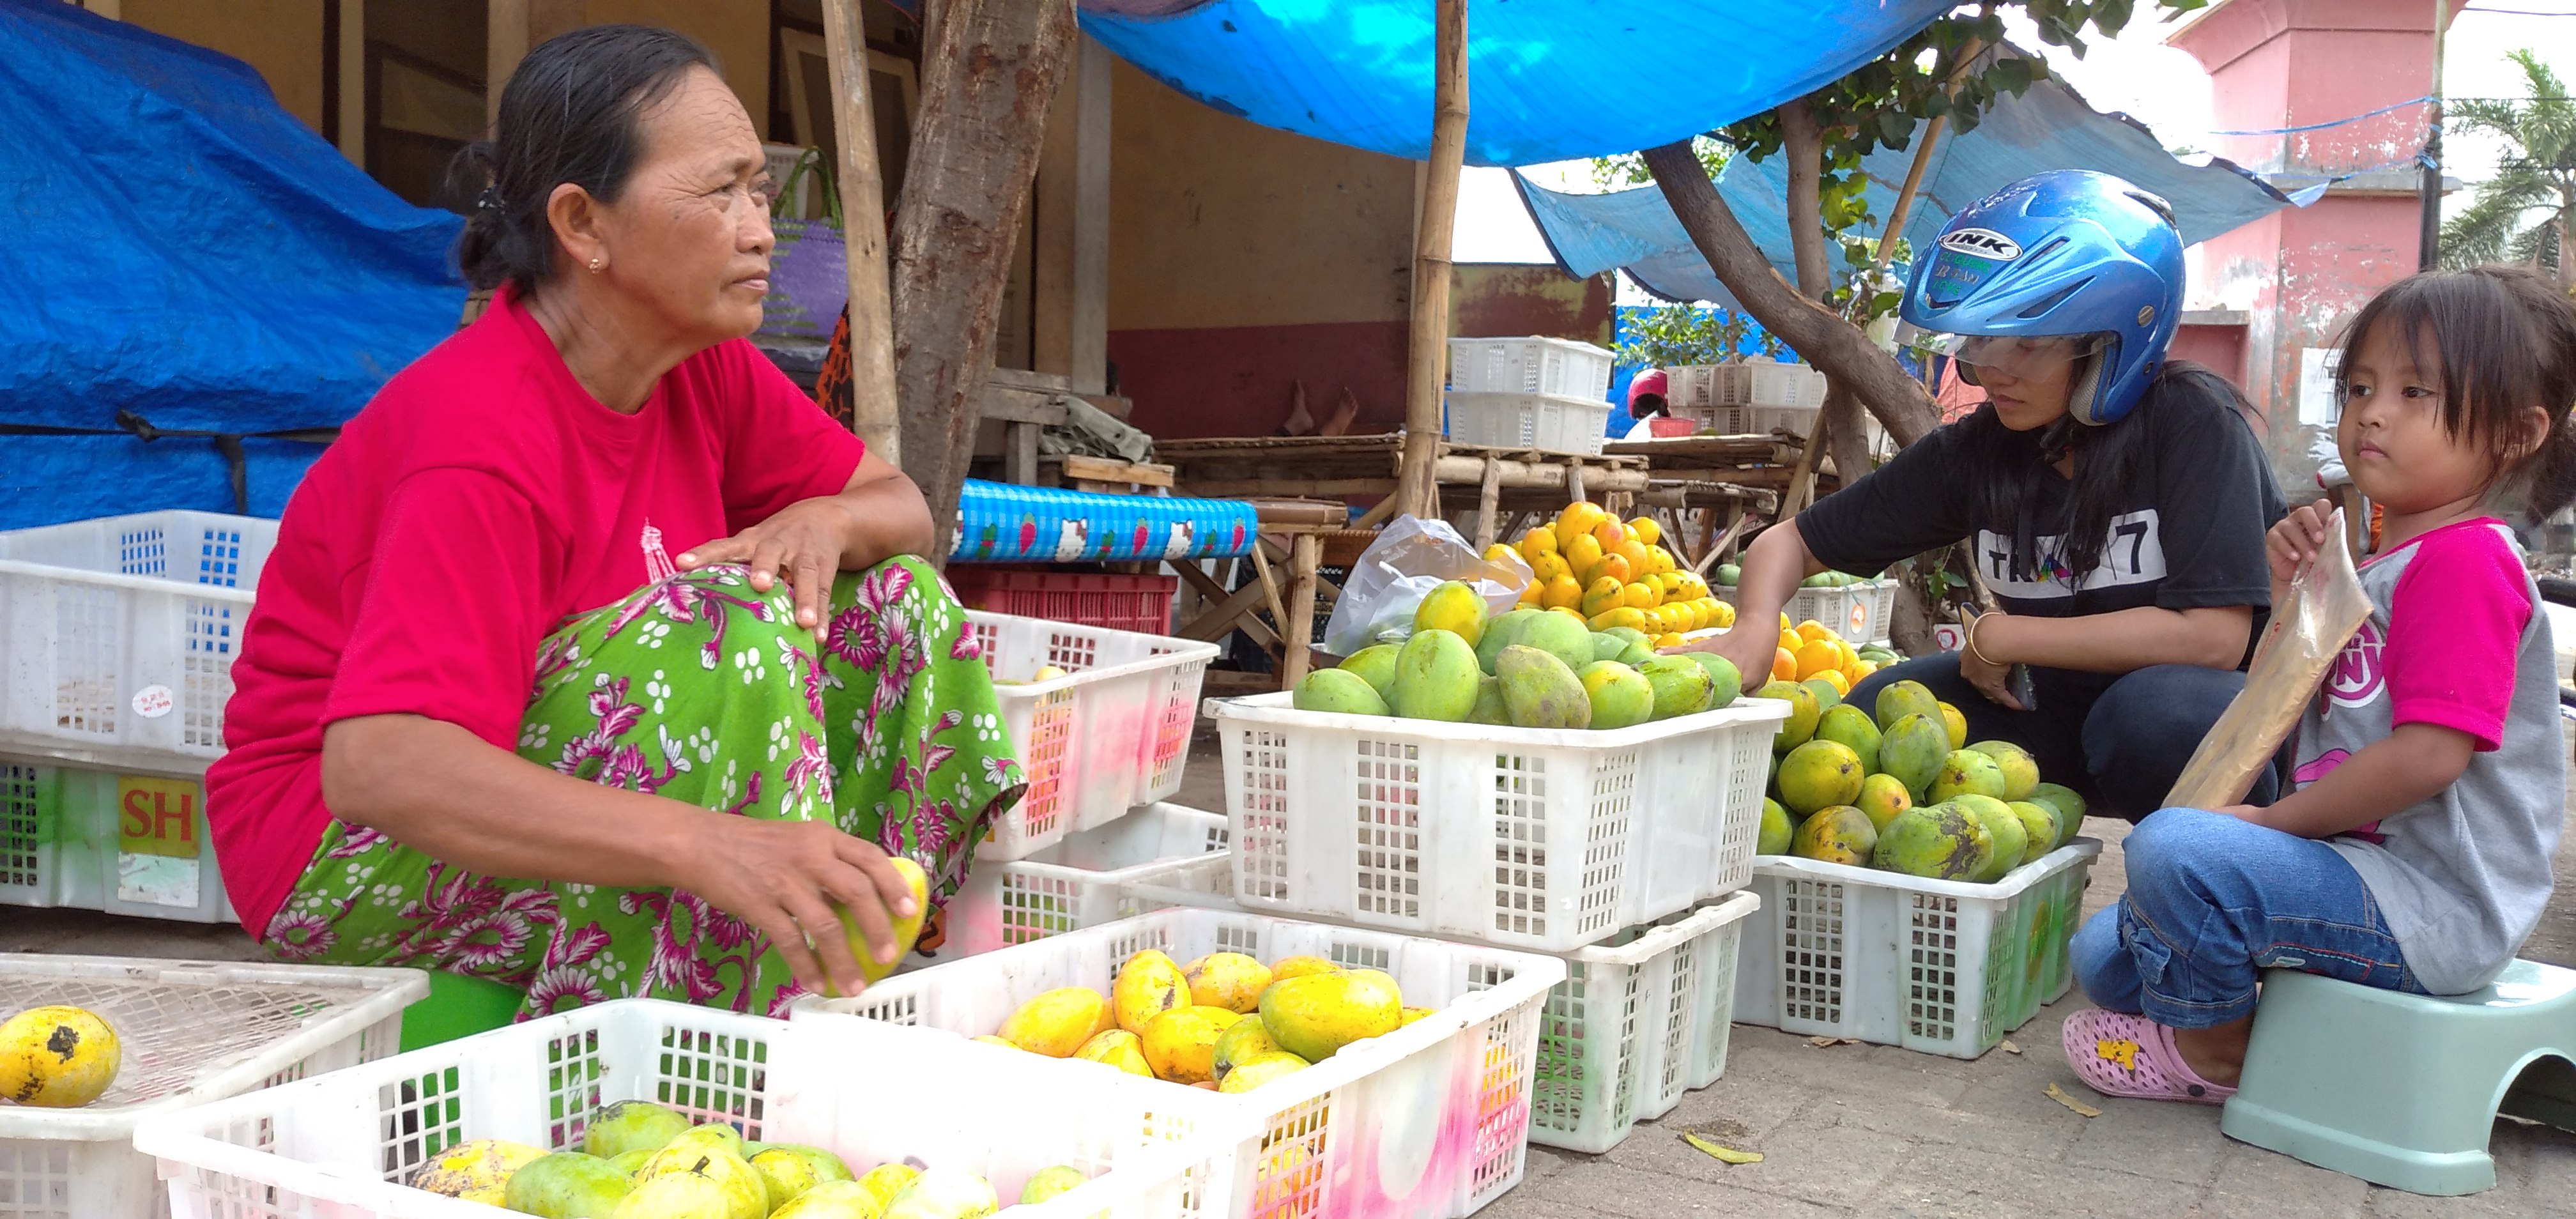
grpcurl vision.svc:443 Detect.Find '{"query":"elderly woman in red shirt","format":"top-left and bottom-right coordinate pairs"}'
top-left (206, 26), bottom-right (1022, 1017)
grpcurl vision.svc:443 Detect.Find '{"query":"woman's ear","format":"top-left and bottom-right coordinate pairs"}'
top-left (546, 181), bottom-right (607, 275)
top-left (2512, 404), bottom-right (2555, 463)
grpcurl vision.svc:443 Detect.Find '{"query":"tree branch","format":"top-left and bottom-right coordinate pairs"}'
top-left (1643, 141), bottom-right (1940, 447)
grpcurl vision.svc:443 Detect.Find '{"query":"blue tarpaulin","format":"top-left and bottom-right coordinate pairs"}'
top-left (0, 0), bottom-right (466, 531)
top-left (1076, 0), bottom-right (1956, 167)
top-left (1515, 63), bottom-right (2294, 306)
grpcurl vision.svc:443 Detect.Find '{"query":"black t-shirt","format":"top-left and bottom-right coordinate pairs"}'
top-left (1799, 367), bottom-right (2284, 667)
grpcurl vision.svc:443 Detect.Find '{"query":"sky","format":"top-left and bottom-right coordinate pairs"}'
top-left (1452, 1), bottom-right (2573, 271)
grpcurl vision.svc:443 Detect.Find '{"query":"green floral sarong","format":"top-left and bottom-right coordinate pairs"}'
top-left (261, 558), bottom-right (1024, 1019)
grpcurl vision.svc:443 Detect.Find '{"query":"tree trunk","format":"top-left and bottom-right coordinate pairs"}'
top-left (1643, 141), bottom-right (1940, 447)
top-left (1777, 98), bottom-right (1876, 484)
top-left (2560, 203), bottom-right (2573, 289)
top-left (891, 0), bottom-right (1080, 564)
top-left (1776, 98), bottom-right (1832, 301)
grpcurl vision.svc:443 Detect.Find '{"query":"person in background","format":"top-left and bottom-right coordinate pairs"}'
top-left (2066, 264), bottom-right (2575, 1103)
top-left (1622, 367), bottom-right (1673, 440)
top-left (205, 26), bottom-right (1023, 1019)
top-left (1673, 171), bottom-right (2285, 822)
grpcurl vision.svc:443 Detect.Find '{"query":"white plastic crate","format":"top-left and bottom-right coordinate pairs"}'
top-left (1664, 359), bottom-right (1829, 411)
top-left (1526, 891), bottom-right (1758, 1154)
top-left (1732, 839), bottom-right (2103, 1059)
top-left (0, 511), bottom-right (275, 776)
top-left (1205, 692), bottom-right (1786, 952)
top-left (1716, 580), bottom-right (1887, 647)
top-left (1443, 391), bottom-right (1614, 456)
top-left (135, 997), bottom-right (1252, 1219)
top-left (1854, 578), bottom-right (1900, 646)
top-left (807, 906), bottom-right (1568, 1219)
top-left (970, 611), bottom-right (1220, 860)
top-left (0, 757), bottom-right (236, 923)
top-left (0, 954), bottom-right (423, 1219)
top-left (940, 801), bottom-right (1234, 960)
top-left (1447, 336), bottom-right (1614, 399)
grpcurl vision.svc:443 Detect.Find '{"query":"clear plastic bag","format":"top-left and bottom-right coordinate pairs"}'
top-left (1319, 515), bottom-right (1531, 656)
top-left (2163, 508), bottom-right (2375, 810)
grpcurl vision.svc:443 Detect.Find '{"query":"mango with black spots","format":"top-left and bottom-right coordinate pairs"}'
top-left (1952, 794), bottom-right (2027, 882)
top-left (1775, 739), bottom-right (1863, 816)
top-left (1870, 802), bottom-right (1994, 880)
top-left (1876, 712), bottom-right (1950, 800)
top-left (1790, 805), bottom-right (1878, 866)
top-left (0, 1005), bottom-right (119, 1108)
top-left (1873, 679), bottom-right (1942, 731)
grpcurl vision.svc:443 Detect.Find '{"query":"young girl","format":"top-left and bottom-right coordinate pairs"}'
top-left (2064, 264), bottom-right (2576, 1103)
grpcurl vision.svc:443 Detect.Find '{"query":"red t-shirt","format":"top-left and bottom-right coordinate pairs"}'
top-left (206, 287), bottom-right (866, 934)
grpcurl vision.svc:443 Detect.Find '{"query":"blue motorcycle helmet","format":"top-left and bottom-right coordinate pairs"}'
top-left (1901, 169), bottom-right (2186, 426)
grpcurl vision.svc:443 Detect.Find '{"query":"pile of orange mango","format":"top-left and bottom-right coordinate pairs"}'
top-left (1482, 502), bottom-right (1735, 649)
top-left (1770, 615), bottom-right (1878, 693)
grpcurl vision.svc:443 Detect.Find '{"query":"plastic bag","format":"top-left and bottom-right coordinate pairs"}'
top-left (1320, 515), bottom-right (1532, 657)
top-left (2163, 509), bottom-right (2374, 810)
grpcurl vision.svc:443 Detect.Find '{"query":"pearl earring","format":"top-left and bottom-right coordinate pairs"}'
top-left (588, 257), bottom-right (604, 273)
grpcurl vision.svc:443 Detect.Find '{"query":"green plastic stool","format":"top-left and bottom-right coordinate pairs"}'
top-left (399, 970), bottom-right (526, 1052)
top-left (2221, 959), bottom-right (2576, 1195)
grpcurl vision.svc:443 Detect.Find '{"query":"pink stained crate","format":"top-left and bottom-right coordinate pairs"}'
top-left (946, 565), bottom-right (1179, 636)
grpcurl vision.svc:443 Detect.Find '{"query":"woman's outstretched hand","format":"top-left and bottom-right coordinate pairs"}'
top-left (677, 497), bottom-right (859, 631)
top-left (668, 816), bottom-right (919, 998)
top-left (1662, 624), bottom-right (1779, 694)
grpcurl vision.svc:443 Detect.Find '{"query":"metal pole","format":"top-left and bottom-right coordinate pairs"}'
top-left (2419, 0), bottom-right (2448, 270)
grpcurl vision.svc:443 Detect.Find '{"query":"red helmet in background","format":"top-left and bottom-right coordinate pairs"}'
top-left (1627, 367), bottom-right (1669, 415)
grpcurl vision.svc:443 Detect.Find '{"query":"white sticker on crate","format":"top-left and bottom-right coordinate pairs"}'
top-left (131, 684), bottom-right (174, 719)
top-left (118, 852), bottom-right (201, 907)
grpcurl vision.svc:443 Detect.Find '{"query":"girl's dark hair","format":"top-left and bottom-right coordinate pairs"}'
top-left (448, 25), bottom-right (718, 291)
top-left (2333, 264), bottom-right (2576, 519)
top-left (1965, 360), bottom-right (2249, 585)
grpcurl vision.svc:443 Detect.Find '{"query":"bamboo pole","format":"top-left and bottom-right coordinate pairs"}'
top-left (1393, 0), bottom-right (1468, 520)
top-left (1869, 114), bottom-right (1947, 279)
top-left (820, 0), bottom-right (900, 462)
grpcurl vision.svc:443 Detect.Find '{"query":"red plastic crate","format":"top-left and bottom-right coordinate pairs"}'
top-left (945, 567), bottom-right (1177, 636)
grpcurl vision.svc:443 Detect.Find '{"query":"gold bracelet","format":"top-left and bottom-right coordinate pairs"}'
top-left (1966, 613), bottom-right (2002, 668)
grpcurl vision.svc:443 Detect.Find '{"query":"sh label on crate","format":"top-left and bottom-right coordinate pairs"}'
top-left (132, 684), bottom-right (174, 719)
top-left (117, 775), bottom-right (203, 908)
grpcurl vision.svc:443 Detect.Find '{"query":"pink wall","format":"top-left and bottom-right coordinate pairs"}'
top-left (2172, 0), bottom-right (2437, 484)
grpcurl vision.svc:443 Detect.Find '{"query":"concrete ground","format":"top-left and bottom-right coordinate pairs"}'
top-left (13, 725), bottom-right (2576, 1218)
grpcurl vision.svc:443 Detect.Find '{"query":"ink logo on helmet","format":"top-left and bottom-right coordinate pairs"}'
top-left (1938, 227), bottom-right (2021, 261)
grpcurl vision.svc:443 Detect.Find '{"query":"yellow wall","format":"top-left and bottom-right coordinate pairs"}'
top-left (576, 0), bottom-right (770, 139)
top-left (1105, 58), bottom-right (1415, 333)
top-left (123, 0), bottom-right (326, 132)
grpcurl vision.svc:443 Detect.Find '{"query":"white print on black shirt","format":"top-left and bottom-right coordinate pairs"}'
top-left (1974, 510), bottom-right (2168, 600)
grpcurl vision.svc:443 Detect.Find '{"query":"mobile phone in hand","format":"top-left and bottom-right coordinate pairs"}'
top-left (2008, 664), bottom-right (2037, 712)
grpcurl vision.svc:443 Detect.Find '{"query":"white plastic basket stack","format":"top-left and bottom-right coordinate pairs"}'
top-left (1445, 336), bottom-right (1617, 457)
top-left (1733, 839), bottom-right (2103, 1059)
top-left (0, 511), bottom-right (273, 775)
top-left (1665, 359), bottom-right (1830, 436)
top-left (969, 611), bottom-right (1220, 860)
top-left (1203, 692), bottom-right (1785, 953)
top-left (1526, 891), bottom-right (1759, 1154)
top-left (939, 801), bottom-right (1233, 960)
top-left (1444, 392), bottom-right (1616, 456)
top-left (0, 954), bottom-right (424, 1219)
top-left (136, 997), bottom-right (1255, 1219)
top-left (1448, 336), bottom-right (1614, 399)
top-left (808, 907), bottom-right (1567, 1219)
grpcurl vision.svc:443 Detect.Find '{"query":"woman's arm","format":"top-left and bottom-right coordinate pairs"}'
top-left (1970, 604), bottom-right (2253, 674)
top-left (320, 713), bottom-right (917, 995)
top-left (2217, 723), bottom-right (2474, 837)
top-left (679, 450), bottom-right (935, 629)
top-left (1669, 519), bottom-right (1824, 684)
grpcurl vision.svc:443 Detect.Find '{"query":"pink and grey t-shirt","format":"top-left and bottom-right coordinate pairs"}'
top-left (2292, 518), bottom-right (2564, 994)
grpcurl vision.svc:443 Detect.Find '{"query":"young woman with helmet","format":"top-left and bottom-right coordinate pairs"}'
top-left (1681, 170), bottom-right (2285, 822)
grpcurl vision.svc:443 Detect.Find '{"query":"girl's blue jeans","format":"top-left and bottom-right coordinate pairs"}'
top-left (2073, 807), bottom-right (2425, 1029)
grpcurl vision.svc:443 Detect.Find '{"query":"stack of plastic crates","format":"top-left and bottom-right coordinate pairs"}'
top-left (1445, 336), bottom-right (1617, 456)
top-left (0, 510), bottom-right (275, 924)
top-left (1190, 688), bottom-right (1796, 1153)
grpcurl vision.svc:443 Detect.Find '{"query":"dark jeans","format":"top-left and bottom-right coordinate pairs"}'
top-left (1846, 654), bottom-right (2274, 824)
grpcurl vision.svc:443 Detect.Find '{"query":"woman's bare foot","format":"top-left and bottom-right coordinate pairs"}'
top-left (2170, 1016), bottom-right (2253, 1086)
